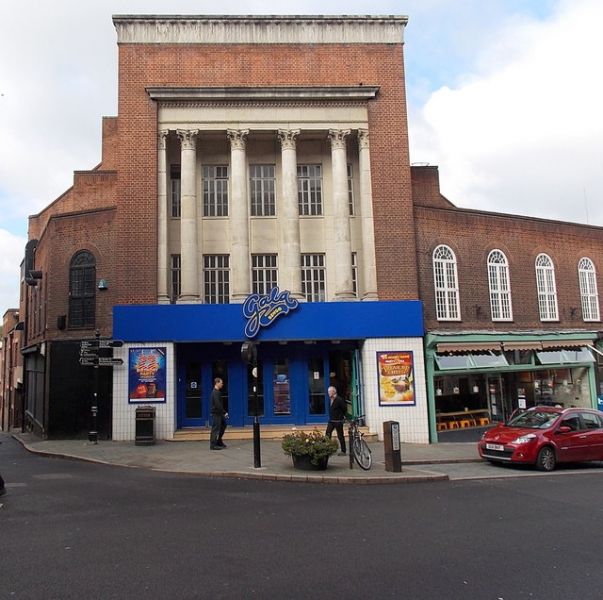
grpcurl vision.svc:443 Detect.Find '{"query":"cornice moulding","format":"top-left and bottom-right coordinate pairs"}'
top-left (146, 86), bottom-right (379, 102)
top-left (113, 15), bottom-right (407, 44)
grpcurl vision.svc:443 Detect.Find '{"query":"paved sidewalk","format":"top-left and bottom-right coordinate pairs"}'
top-left (10, 432), bottom-right (480, 485)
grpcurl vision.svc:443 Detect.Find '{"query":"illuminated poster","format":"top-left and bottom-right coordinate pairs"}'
top-left (128, 347), bottom-right (167, 403)
top-left (377, 351), bottom-right (415, 406)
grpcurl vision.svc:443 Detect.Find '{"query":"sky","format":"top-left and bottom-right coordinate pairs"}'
top-left (1, 0), bottom-right (601, 314)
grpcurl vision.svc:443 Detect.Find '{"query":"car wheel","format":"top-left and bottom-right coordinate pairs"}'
top-left (536, 446), bottom-right (556, 472)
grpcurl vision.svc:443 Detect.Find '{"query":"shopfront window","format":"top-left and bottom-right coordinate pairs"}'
top-left (308, 357), bottom-right (326, 415)
top-left (435, 352), bottom-right (508, 370)
top-left (273, 359), bottom-right (291, 415)
top-left (536, 348), bottom-right (594, 365)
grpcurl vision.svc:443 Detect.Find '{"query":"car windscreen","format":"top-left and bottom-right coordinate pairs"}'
top-left (507, 411), bottom-right (560, 429)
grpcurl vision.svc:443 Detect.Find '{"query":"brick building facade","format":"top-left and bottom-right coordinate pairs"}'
top-left (17, 15), bottom-right (602, 442)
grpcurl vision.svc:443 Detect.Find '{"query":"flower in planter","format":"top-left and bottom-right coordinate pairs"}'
top-left (282, 429), bottom-right (338, 465)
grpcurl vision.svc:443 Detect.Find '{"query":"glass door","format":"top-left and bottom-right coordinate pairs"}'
top-left (180, 360), bottom-right (203, 427)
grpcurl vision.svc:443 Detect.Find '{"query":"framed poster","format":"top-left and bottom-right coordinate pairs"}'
top-left (377, 351), bottom-right (416, 406)
top-left (128, 347), bottom-right (167, 403)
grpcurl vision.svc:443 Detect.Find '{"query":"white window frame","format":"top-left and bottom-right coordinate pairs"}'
top-left (170, 165), bottom-right (181, 218)
top-left (487, 249), bottom-right (513, 321)
top-left (347, 164), bottom-right (355, 215)
top-left (203, 165), bottom-right (229, 217)
top-left (351, 252), bottom-right (358, 298)
top-left (297, 165), bottom-right (323, 216)
top-left (535, 253), bottom-right (559, 321)
top-left (170, 254), bottom-right (181, 303)
top-left (252, 254), bottom-right (278, 295)
top-left (433, 245), bottom-right (461, 321)
top-left (203, 254), bottom-right (230, 304)
top-left (578, 257), bottom-right (600, 321)
top-left (250, 164), bottom-right (276, 217)
top-left (301, 254), bottom-right (326, 302)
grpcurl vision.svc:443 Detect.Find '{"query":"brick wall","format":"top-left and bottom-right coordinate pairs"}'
top-left (29, 207), bottom-right (116, 344)
top-left (413, 167), bottom-right (603, 331)
top-left (114, 42), bottom-right (416, 302)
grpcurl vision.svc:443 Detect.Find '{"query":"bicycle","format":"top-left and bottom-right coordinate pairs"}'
top-left (348, 415), bottom-right (372, 470)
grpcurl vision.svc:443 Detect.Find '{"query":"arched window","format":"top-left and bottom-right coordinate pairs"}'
top-left (69, 250), bottom-right (96, 328)
top-left (578, 257), bottom-right (600, 321)
top-left (487, 250), bottom-right (513, 321)
top-left (535, 254), bottom-right (558, 321)
top-left (433, 245), bottom-right (460, 320)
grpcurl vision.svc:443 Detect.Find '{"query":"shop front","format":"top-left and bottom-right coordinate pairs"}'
top-left (111, 295), bottom-right (429, 442)
top-left (425, 333), bottom-right (601, 442)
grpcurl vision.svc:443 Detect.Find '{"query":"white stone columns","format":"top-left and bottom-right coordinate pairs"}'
top-left (157, 129), bottom-right (170, 304)
top-left (177, 129), bottom-right (200, 302)
top-left (358, 129), bottom-right (378, 300)
top-left (329, 129), bottom-right (355, 300)
top-left (227, 129), bottom-right (250, 302)
top-left (277, 129), bottom-right (303, 299)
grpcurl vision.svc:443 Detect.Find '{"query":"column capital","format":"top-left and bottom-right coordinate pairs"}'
top-left (358, 128), bottom-right (370, 150)
top-left (328, 129), bottom-right (351, 150)
top-left (176, 129), bottom-right (199, 150)
top-left (227, 129), bottom-right (249, 150)
top-left (277, 129), bottom-right (300, 150)
top-left (158, 129), bottom-right (169, 150)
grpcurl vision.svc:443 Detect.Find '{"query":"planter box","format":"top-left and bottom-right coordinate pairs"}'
top-left (291, 454), bottom-right (329, 471)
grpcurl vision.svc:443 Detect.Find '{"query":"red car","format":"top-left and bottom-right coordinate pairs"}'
top-left (478, 406), bottom-right (603, 471)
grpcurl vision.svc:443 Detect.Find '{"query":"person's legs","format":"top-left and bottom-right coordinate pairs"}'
top-left (218, 418), bottom-right (227, 447)
top-left (210, 415), bottom-right (222, 448)
top-left (335, 422), bottom-right (346, 454)
top-left (325, 421), bottom-right (335, 438)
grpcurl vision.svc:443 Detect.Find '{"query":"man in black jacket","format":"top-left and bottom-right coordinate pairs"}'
top-left (210, 377), bottom-right (227, 450)
top-left (326, 385), bottom-right (347, 455)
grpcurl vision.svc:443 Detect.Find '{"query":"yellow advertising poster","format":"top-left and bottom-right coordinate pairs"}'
top-left (377, 351), bottom-right (415, 406)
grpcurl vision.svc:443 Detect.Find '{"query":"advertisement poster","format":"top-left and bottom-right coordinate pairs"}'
top-left (128, 347), bottom-right (167, 403)
top-left (377, 351), bottom-right (415, 406)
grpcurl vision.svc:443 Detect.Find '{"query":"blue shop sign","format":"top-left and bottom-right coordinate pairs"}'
top-left (242, 287), bottom-right (299, 338)
top-left (114, 299), bottom-right (423, 343)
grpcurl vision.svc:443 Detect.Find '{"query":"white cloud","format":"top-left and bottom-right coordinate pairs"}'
top-left (409, 0), bottom-right (603, 224)
top-left (0, 229), bottom-right (26, 313)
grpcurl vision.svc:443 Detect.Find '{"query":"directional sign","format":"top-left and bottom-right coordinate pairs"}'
top-left (80, 352), bottom-right (99, 360)
top-left (80, 341), bottom-right (99, 351)
top-left (79, 357), bottom-right (124, 367)
top-left (79, 357), bottom-right (99, 366)
top-left (97, 357), bottom-right (124, 366)
top-left (98, 340), bottom-right (124, 348)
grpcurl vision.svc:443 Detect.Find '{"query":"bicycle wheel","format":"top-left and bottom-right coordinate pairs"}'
top-left (352, 437), bottom-right (372, 470)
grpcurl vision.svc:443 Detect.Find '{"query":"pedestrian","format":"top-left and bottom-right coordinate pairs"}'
top-left (210, 377), bottom-right (228, 450)
top-left (326, 385), bottom-right (347, 455)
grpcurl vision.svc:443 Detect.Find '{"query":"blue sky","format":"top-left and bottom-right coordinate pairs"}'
top-left (1, 0), bottom-right (601, 314)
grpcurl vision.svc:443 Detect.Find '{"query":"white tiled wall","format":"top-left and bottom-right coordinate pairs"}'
top-left (112, 343), bottom-right (176, 441)
top-left (361, 338), bottom-right (429, 444)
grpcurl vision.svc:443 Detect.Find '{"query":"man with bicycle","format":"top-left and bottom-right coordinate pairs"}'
top-left (326, 386), bottom-right (347, 456)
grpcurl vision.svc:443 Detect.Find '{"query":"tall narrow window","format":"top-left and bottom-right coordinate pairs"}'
top-left (252, 254), bottom-right (278, 295)
top-left (170, 165), bottom-right (181, 218)
top-left (204, 255), bottom-right (230, 304)
top-left (68, 250), bottom-right (96, 328)
top-left (578, 257), bottom-right (600, 321)
top-left (535, 253), bottom-right (558, 321)
top-left (170, 254), bottom-right (181, 303)
top-left (297, 165), bottom-right (323, 216)
top-left (347, 164), bottom-right (355, 215)
top-left (351, 252), bottom-right (358, 298)
top-left (301, 254), bottom-right (326, 302)
top-left (487, 250), bottom-right (513, 321)
top-left (203, 165), bottom-right (229, 217)
top-left (433, 245), bottom-right (461, 320)
top-left (250, 165), bottom-right (276, 216)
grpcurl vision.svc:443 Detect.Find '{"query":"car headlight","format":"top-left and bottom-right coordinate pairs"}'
top-left (512, 433), bottom-right (537, 444)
